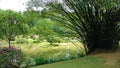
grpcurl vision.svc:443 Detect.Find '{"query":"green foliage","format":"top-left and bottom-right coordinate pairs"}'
top-left (46, 35), bottom-right (61, 45)
top-left (20, 56), bottom-right (36, 68)
top-left (15, 37), bottom-right (29, 44)
top-left (23, 11), bottom-right (40, 28)
top-left (34, 51), bottom-right (82, 65)
top-left (48, 0), bottom-right (120, 53)
top-left (15, 36), bottom-right (36, 44)
top-left (34, 18), bottom-right (57, 36)
top-left (25, 45), bottom-right (84, 65)
top-left (0, 10), bottom-right (28, 46)
top-left (22, 9), bottom-right (76, 45)
top-left (0, 46), bottom-right (24, 68)
top-left (34, 57), bottom-right (48, 65)
top-left (26, 0), bottom-right (44, 11)
top-left (30, 17), bottom-right (74, 43)
top-left (33, 39), bottom-right (41, 43)
top-left (32, 56), bottom-right (106, 68)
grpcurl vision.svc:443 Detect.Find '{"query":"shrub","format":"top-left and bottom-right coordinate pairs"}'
top-left (16, 37), bottom-right (29, 44)
top-left (33, 39), bottom-right (41, 43)
top-left (34, 57), bottom-right (48, 65)
top-left (46, 37), bottom-right (61, 45)
top-left (33, 49), bottom-right (85, 65)
top-left (0, 46), bottom-right (24, 68)
top-left (20, 56), bottom-right (36, 68)
top-left (48, 52), bottom-right (71, 62)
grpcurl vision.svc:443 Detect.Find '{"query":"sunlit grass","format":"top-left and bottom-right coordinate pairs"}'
top-left (1, 40), bottom-right (120, 68)
top-left (31, 56), bottom-right (107, 68)
top-left (7, 41), bottom-right (85, 65)
top-left (13, 42), bottom-right (85, 57)
top-left (31, 51), bottom-right (120, 68)
top-left (0, 40), bottom-right (85, 66)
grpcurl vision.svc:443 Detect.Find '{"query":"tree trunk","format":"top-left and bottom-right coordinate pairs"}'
top-left (8, 38), bottom-right (11, 47)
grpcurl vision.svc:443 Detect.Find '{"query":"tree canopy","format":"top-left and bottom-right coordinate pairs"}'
top-left (0, 10), bottom-right (28, 46)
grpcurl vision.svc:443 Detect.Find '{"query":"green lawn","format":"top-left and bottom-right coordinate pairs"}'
top-left (1, 40), bottom-right (120, 68)
top-left (31, 51), bottom-right (120, 68)
top-left (31, 56), bottom-right (106, 68)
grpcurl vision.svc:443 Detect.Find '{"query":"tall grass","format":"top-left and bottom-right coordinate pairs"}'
top-left (13, 42), bottom-right (85, 65)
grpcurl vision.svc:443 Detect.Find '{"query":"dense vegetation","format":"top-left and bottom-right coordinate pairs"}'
top-left (0, 0), bottom-right (120, 67)
top-left (0, 10), bottom-right (27, 46)
top-left (0, 8), bottom-right (78, 67)
top-left (47, 0), bottom-right (120, 53)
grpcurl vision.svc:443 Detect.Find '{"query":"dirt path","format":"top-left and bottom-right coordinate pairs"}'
top-left (92, 50), bottom-right (120, 68)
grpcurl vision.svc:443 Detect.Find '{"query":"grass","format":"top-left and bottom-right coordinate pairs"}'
top-left (31, 50), bottom-right (120, 68)
top-left (0, 40), bottom-right (85, 67)
top-left (12, 41), bottom-right (85, 65)
top-left (14, 42), bottom-right (85, 57)
top-left (1, 40), bottom-right (120, 68)
top-left (31, 56), bottom-right (106, 68)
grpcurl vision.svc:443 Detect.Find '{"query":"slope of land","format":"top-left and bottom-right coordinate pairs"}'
top-left (31, 50), bottom-right (120, 68)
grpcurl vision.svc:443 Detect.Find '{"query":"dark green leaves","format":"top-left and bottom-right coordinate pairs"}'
top-left (48, 0), bottom-right (120, 53)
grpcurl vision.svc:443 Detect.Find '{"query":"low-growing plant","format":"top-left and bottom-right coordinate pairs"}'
top-left (32, 48), bottom-right (84, 65)
top-left (33, 39), bottom-right (41, 43)
top-left (34, 57), bottom-right (48, 65)
top-left (46, 37), bottom-right (61, 45)
top-left (14, 43), bottom-right (85, 66)
top-left (16, 37), bottom-right (29, 44)
top-left (20, 56), bottom-right (36, 68)
top-left (0, 46), bottom-right (24, 68)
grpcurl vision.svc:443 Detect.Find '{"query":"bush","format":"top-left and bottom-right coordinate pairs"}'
top-left (46, 36), bottom-right (61, 45)
top-left (34, 57), bottom-right (48, 65)
top-left (0, 46), bottom-right (24, 68)
top-left (32, 49), bottom-right (85, 65)
top-left (33, 39), bottom-right (41, 43)
top-left (20, 56), bottom-right (36, 68)
top-left (48, 52), bottom-right (71, 62)
top-left (16, 37), bottom-right (28, 44)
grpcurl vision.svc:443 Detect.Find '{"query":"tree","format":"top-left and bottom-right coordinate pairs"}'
top-left (32, 18), bottom-right (59, 44)
top-left (23, 11), bottom-right (40, 28)
top-left (0, 10), bottom-right (27, 46)
top-left (23, 9), bottom-right (75, 44)
top-left (26, 0), bottom-right (62, 11)
top-left (26, 0), bottom-right (47, 11)
top-left (48, 0), bottom-right (120, 53)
